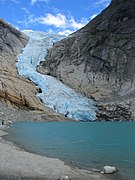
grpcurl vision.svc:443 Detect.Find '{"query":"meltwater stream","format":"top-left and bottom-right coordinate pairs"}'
top-left (17, 31), bottom-right (96, 121)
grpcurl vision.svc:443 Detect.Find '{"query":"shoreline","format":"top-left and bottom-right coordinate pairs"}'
top-left (0, 125), bottom-right (111, 180)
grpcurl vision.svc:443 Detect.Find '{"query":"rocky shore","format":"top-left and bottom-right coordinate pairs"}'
top-left (0, 100), bottom-right (73, 124)
top-left (0, 125), bottom-right (110, 180)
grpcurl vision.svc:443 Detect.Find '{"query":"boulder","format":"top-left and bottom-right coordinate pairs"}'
top-left (101, 166), bottom-right (118, 174)
top-left (60, 175), bottom-right (69, 180)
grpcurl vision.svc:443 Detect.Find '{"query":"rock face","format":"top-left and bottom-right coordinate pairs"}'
top-left (39, 0), bottom-right (135, 120)
top-left (0, 19), bottom-right (70, 122)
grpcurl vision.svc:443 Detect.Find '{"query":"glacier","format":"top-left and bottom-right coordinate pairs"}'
top-left (16, 30), bottom-right (97, 121)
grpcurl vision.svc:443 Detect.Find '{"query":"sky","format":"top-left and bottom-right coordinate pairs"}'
top-left (0, 0), bottom-right (111, 36)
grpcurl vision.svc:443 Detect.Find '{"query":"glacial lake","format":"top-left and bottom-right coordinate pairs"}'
top-left (5, 122), bottom-right (135, 180)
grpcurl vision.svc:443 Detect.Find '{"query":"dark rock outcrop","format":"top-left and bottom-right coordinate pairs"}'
top-left (38, 0), bottom-right (135, 120)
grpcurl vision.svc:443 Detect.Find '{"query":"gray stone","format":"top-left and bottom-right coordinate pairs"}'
top-left (101, 166), bottom-right (118, 174)
top-left (0, 112), bottom-right (4, 116)
top-left (60, 175), bottom-right (69, 180)
top-left (7, 120), bottom-right (13, 124)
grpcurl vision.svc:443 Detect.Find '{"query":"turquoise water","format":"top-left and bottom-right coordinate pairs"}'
top-left (6, 122), bottom-right (135, 180)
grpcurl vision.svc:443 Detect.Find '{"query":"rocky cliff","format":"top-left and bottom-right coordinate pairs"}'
top-left (38, 0), bottom-right (135, 120)
top-left (0, 19), bottom-right (69, 122)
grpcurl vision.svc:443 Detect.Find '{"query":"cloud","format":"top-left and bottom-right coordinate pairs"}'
top-left (31, 0), bottom-right (49, 5)
top-left (95, 0), bottom-right (111, 7)
top-left (22, 7), bottom-right (30, 14)
top-left (17, 15), bottom-right (36, 27)
top-left (36, 13), bottom-right (88, 35)
top-left (17, 12), bottom-right (89, 36)
top-left (69, 17), bottom-right (86, 29)
top-left (46, 29), bottom-right (74, 36)
top-left (90, 14), bottom-right (98, 20)
top-left (36, 13), bottom-right (88, 30)
top-left (36, 13), bottom-right (67, 27)
top-left (58, 30), bottom-right (74, 36)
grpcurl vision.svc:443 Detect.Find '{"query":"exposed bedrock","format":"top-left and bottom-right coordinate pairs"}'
top-left (0, 19), bottom-right (69, 121)
top-left (38, 0), bottom-right (135, 120)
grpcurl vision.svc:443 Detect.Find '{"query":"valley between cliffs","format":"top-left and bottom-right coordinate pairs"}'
top-left (1, 0), bottom-right (135, 123)
top-left (0, 19), bottom-right (73, 123)
top-left (0, 18), bottom-right (97, 123)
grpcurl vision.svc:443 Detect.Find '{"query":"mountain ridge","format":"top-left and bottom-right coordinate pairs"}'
top-left (38, 0), bottom-right (135, 120)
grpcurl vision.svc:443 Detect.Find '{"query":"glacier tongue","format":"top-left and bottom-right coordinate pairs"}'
top-left (17, 30), bottom-right (97, 121)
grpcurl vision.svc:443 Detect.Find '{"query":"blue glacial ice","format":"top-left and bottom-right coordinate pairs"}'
top-left (16, 30), bottom-right (97, 121)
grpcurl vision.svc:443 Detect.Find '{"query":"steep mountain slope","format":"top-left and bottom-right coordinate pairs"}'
top-left (0, 19), bottom-right (70, 122)
top-left (38, 0), bottom-right (135, 120)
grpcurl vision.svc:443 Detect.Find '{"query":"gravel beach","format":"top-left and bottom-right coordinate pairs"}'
top-left (0, 126), bottom-right (110, 180)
